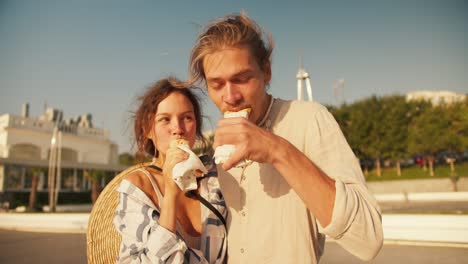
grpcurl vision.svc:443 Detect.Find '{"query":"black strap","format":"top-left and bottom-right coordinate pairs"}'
top-left (186, 190), bottom-right (227, 230)
top-left (148, 164), bottom-right (227, 230)
top-left (148, 164), bottom-right (162, 172)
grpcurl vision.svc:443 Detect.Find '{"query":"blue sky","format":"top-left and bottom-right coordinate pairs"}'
top-left (1, 0), bottom-right (466, 153)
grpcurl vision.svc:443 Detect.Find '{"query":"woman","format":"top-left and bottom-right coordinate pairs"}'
top-left (113, 78), bottom-right (227, 263)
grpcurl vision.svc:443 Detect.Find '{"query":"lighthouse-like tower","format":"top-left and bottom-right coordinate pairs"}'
top-left (296, 57), bottom-right (313, 101)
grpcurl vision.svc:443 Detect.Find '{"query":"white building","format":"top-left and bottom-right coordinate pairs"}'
top-left (406, 90), bottom-right (466, 106)
top-left (0, 104), bottom-right (126, 207)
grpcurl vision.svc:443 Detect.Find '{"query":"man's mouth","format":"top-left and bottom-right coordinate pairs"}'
top-left (224, 105), bottom-right (252, 113)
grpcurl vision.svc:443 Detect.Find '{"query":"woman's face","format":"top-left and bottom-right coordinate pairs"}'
top-left (151, 92), bottom-right (197, 156)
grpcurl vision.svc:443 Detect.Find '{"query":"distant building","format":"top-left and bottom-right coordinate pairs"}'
top-left (0, 103), bottom-right (126, 208)
top-left (406, 90), bottom-right (466, 106)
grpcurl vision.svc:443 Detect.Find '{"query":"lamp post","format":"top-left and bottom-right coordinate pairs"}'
top-left (47, 127), bottom-right (58, 212)
top-left (47, 126), bottom-right (62, 212)
top-left (54, 130), bottom-right (62, 208)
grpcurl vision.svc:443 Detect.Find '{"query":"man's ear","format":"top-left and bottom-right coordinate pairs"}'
top-left (264, 63), bottom-right (272, 85)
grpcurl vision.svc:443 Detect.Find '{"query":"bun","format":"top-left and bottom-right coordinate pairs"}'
top-left (224, 108), bottom-right (251, 119)
top-left (170, 139), bottom-right (189, 149)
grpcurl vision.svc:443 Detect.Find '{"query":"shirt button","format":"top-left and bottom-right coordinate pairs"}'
top-left (240, 248), bottom-right (245, 253)
top-left (240, 175), bottom-right (246, 181)
top-left (241, 211), bottom-right (246, 217)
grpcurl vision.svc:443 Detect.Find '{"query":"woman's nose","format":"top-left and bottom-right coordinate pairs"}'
top-left (171, 119), bottom-right (184, 135)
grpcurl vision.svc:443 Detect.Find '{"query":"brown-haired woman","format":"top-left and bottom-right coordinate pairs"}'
top-left (113, 77), bottom-right (227, 263)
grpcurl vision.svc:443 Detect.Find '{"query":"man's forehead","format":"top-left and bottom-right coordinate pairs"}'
top-left (203, 47), bottom-right (257, 79)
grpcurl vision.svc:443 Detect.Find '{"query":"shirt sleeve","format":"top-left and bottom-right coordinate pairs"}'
top-left (113, 181), bottom-right (209, 264)
top-left (305, 106), bottom-right (384, 261)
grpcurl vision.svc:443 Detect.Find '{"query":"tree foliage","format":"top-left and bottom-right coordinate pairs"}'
top-left (84, 169), bottom-right (106, 204)
top-left (118, 152), bottom-right (136, 166)
top-left (330, 95), bottom-right (467, 177)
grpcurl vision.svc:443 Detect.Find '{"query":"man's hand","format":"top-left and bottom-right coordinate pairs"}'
top-left (213, 117), bottom-right (279, 170)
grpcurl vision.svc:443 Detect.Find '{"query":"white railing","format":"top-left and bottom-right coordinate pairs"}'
top-left (5, 115), bottom-right (109, 139)
top-left (8, 115), bottom-right (55, 133)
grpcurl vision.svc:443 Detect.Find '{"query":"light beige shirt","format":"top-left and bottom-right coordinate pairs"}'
top-left (218, 98), bottom-right (383, 264)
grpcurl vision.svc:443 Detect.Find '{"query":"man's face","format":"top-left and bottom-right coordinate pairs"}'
top-left (203, 46), bottom-right (271, 124)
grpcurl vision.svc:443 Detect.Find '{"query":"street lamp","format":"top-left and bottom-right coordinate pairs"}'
top-left (47, 127), bottom-right (62, 212)
top-left (47, 127), bottom-right (58, 212)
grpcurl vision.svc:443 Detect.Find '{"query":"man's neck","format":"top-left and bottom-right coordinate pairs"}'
top-left (255, 93), bottom-right (272, 125)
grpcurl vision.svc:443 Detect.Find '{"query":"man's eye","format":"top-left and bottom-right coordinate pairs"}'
top-left (233, 76), bottom-right (250, 83)
top-left (209, 82), bottom-right (223, 90)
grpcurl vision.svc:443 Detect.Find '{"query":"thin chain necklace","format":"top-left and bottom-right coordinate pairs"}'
top-left (257, 94), bottom-right (275, 130)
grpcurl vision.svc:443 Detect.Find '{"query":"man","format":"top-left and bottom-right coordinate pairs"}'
top-left (189, 13), bottom-right (383, 263)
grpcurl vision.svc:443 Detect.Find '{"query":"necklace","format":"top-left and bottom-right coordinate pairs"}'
top-left (257, 95), bottom-right (275, 130)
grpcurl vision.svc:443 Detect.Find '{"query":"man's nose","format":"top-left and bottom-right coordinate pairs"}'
top-left (223, 83), bottom-right (242, 105)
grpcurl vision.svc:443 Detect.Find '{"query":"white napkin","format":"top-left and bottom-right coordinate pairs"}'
top-left (172, 145), bottom-right (207, 191)
top-left (213, 110), bottom-right (250, 168)
top-left (214, 145), bottom-right (249, 168)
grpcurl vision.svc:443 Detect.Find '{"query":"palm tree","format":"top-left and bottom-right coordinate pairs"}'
top-left (28, 167), bottom-right (44, 211)
top-left (84, 169), bottom-right (106, 204)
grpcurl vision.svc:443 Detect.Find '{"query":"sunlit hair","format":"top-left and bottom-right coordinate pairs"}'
top-left (133, 77), bottom-right (205, 160)
top-left (189, 11), bottom-right (274, 86)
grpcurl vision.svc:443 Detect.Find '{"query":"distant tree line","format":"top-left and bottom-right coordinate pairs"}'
top-left (328, 95), bottom-right (468, 177)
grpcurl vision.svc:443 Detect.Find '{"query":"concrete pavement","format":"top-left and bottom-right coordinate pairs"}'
top-left (1, 229), bottom-right (467, 264)
top-left (1, 192), bottom-right (468, 247)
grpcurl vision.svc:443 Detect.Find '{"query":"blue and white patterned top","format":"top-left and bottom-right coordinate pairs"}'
top-left (113, 156), bottom-right (227, 263)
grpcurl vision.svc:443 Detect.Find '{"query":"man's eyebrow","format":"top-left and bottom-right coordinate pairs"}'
top-left (206, 69), bottom-right (253, 82)
top-left (231, 69), bottom-right (252, 78)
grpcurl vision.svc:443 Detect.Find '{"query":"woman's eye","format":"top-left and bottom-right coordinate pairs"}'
top-left (157, 117), bottom-right (169, 123)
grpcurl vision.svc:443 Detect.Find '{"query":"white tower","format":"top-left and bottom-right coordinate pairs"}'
top-left (296, 57), bottom-right (313, 101)
top-left (333, 78), bottom-right (345, 104)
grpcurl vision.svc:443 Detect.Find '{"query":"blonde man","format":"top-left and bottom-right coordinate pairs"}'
top-left (189, 13), bottom-right (383, 263)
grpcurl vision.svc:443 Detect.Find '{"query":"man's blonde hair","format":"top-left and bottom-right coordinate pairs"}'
top-left (189, 12), bottom-right (274, 85)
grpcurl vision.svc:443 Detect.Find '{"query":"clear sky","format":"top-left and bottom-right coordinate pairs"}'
top-left (1, 0), bottom-right (466, 153)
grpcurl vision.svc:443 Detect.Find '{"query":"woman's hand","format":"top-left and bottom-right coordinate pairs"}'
top-left (158, 145), bottom-right (189, 233)
top-left (162, 146), bottom-right (189, 199)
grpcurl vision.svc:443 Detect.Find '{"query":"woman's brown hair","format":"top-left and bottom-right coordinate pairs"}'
top-left (133, 77), bottom-right (205, 160)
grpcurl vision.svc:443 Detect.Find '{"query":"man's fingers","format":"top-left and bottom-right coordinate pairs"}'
top-left (213, 118), bottom-right (251, 148)
top-left (222, 149), bottom-right (245, 171)
top-left (213, 126), bottom-right (250, 149)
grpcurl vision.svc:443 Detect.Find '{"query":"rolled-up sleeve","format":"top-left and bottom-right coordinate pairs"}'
top-left (307, 107), bottom-right (384, 260)
top-left (321, 180), bottom-right (383, 260)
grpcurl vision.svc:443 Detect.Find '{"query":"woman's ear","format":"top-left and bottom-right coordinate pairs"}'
top-left (146, 130), bottom-right (152, 140)
top-left (146, 125), bottom-right (155, 140)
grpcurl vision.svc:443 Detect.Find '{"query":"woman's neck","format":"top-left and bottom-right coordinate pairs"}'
top-left (152, 155), bottom-right (165, 168)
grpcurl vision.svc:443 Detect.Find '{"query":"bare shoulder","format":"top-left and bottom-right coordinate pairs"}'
top-left (124, 170), bottom-right (160, 206)
top-left (124, 170), bottom-right (148, 188)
